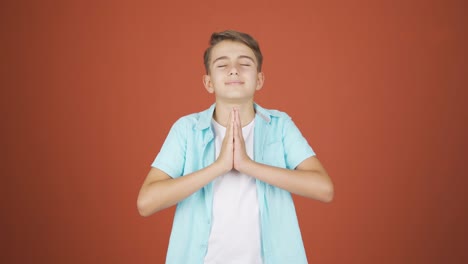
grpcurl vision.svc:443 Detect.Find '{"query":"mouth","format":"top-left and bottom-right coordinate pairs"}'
top-left (225, 81), bottom-right (244, 85)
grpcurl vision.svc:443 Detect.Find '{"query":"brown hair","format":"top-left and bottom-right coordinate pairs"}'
top-left (203, 30), bottom-right (263, 74)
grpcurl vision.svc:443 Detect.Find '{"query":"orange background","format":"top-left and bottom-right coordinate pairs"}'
top-left (2, 0), bottom-right (467, 263)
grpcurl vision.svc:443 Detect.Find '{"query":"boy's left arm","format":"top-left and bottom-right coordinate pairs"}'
top-left (239, 156), bottom-right (334, 203)
top-left (233, 110), bottom-right (334, 202)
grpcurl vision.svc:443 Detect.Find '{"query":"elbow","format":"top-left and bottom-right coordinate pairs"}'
top-left (137, 196), bottom-right (157, 217)
top-left (322, 187), bottom-right (334, 203)
top-left (318, 181), bottom-right (334, 203)
top-left (137, 198), bottom-right (149, 217)
top-left (319, 172), bottom-right (334, 203)
top-left (305, 184), bottom-right (334, 203)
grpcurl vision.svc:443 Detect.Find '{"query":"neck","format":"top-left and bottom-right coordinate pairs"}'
top-left (213, 100), bottom-right (256, 127)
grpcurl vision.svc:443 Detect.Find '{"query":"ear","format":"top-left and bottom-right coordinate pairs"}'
top-left (256, 72), bottom-right (265, 91)
top-left (203, 75), bottom-right (214, 93)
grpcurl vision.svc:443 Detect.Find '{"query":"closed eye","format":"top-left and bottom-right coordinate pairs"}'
top-left (217, 65), bottom-right (227, 68)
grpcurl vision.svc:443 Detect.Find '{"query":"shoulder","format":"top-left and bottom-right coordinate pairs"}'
top-left (170, 105), bottom-right (214, 130)
top-left (255, 104), bottom-right (303, 137)
top-left (266, 109), bottom-right (291, 120)
top-left (174, 112), bottom-right (199, 125)
top-left (255, 103), bottom-right (293, 123)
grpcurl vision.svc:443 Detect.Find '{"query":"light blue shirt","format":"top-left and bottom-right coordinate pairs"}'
top-left (152, 103), bottom-right (315, 264)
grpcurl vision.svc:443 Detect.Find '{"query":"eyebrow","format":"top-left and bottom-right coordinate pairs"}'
top-left (212, 55), bottom-right (256, 65)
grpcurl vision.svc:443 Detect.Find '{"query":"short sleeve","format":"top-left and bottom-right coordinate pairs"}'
top-left (283, 117), bottom-right (316, 170)
top-left (151, 118), bottom-right (187, 178)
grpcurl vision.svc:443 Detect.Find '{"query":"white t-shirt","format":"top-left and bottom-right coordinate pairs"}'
top-left (204, 118), bottom-right (262, 264)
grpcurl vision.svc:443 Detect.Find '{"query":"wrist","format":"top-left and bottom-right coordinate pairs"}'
top-left (236, 158), bottom-right (255, 175)
top-left (212, 160), bottom-right (231, 175)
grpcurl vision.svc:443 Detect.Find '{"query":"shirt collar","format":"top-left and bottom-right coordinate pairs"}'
top-left (195, 102), bottom-right (278, 130)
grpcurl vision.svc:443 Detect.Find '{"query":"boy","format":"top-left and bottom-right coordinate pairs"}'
top-left (137, 30), bottom-right (334, 264)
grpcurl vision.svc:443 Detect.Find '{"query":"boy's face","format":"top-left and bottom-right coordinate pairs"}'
top-left (203, 40), bottom-right (264, 103)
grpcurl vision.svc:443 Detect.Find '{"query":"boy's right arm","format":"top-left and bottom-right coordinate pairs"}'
top-left (137, 110), bottom-right (235, 217)
top-left (137, 163), bottom-right (227, 217)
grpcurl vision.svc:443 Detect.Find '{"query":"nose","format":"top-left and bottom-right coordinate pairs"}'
top-left (228, 66), bottom-right (239, 75)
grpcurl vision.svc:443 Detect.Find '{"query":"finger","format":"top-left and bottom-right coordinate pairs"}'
top-left (223, 109), bottom-right (231, 145)
top-left (226, 108), bottom-right (232, 130)
top-left (233, 108), bottom-right (240, 140)
top-left (235, 108), bottom-right (243, 141)
top-left (228, 108), bottom-right (235, 142)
